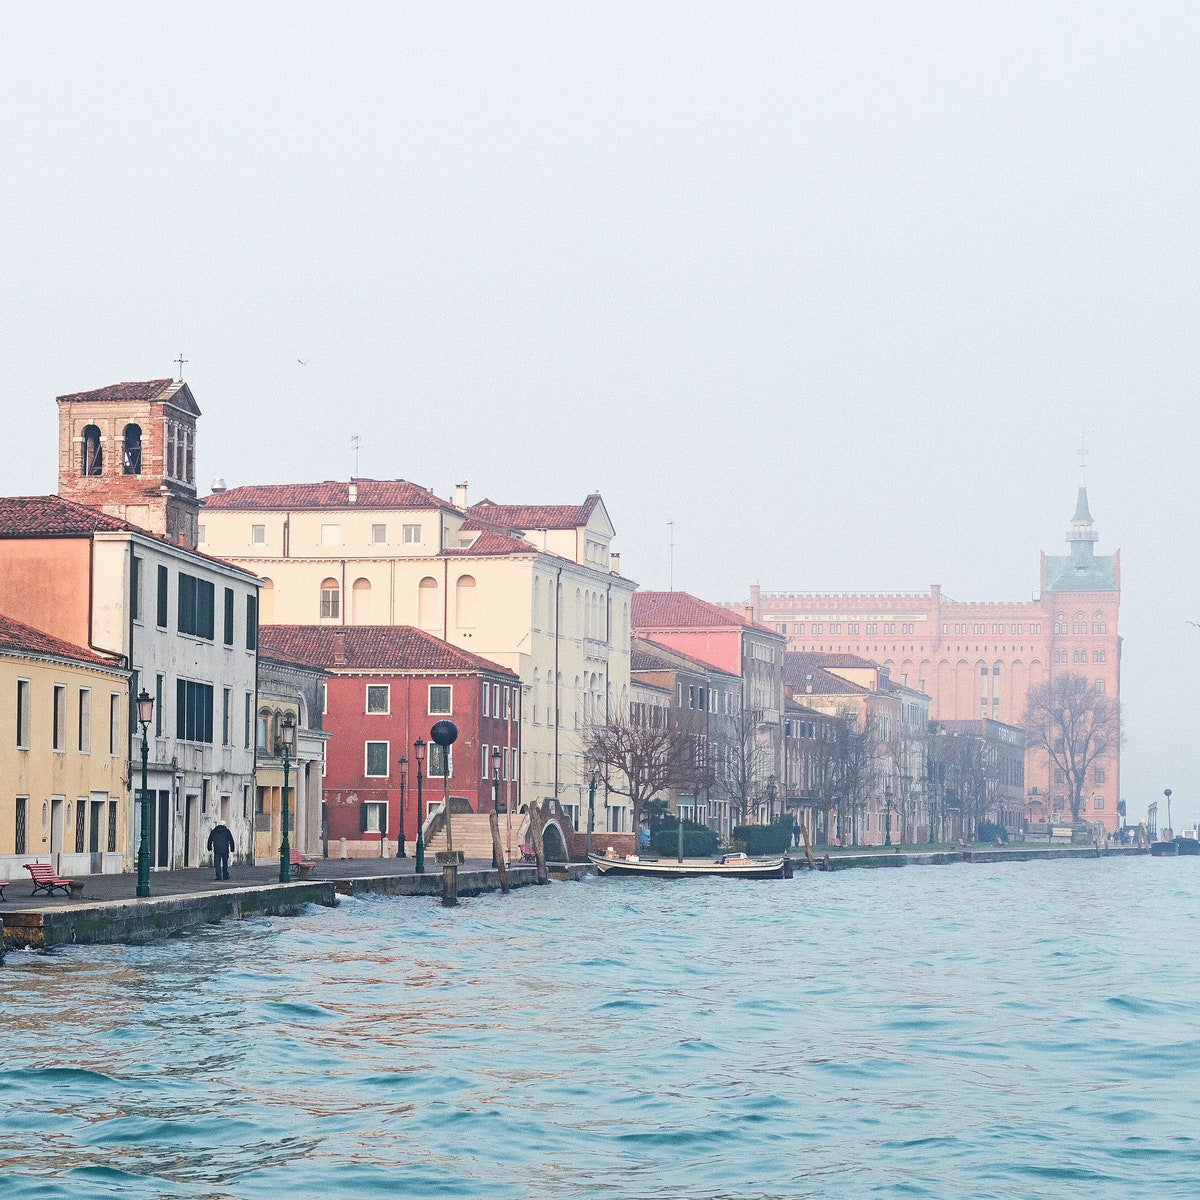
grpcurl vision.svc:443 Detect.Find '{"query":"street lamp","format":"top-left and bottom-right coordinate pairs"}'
top-left (414, 738), bottom-right (426, 874)
top-left (884, 786), bottom-right (893, 847)
top-left (396, 756), bottom-right (408, 858)
top-left (279, 712), bottom-right (295, 882)
top-left (491, 745), bottom-right (502, 868)
top-left (135, 688), bottom-right (154, 898)
top-left (585, 758), bottom-right (598, 860)
top-left (900, 773), bottom-right (912, 848)
top-left (430, 720), bottom-right (461, 907)
top-left (1164, 788), bottom-right (1173, 841)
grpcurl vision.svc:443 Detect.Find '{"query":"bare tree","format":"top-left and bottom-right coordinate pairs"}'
top-left (723, 698), bottom-right (775, 828)
top-left (583, 708), bottom-right (697, 837)
top-left (1025, 673), bottom-right (1119, 822)
top-left (941, 730), bottom-right (989, 840)
top-left (838, 708), bottom-right (873, 845)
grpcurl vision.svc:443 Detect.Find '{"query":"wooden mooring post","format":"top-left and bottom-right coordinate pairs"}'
top-left (800, 821), bottom-right (816, 870)
top-left (489, 811), bottom-right (509, 893)
top-left (526, 805), bottom-right (550, 885)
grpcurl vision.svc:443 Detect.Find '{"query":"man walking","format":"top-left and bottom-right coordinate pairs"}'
top-left (207, 821), bottom-right (235, 881)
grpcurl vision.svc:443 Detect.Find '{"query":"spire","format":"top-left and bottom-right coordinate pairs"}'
top-left (1067, 485), bottom-right (1098, 548)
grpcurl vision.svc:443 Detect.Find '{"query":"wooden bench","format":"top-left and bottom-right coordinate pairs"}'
top-left (24, 863), bottom-right (73, 898)
top-left (289, 849), bottom-right (318, 880)
top-left (0, 878), bottom-right (8, 901)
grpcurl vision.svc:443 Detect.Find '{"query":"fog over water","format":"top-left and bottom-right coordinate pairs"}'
top-left (2, 5), bottom-right (1197, 820)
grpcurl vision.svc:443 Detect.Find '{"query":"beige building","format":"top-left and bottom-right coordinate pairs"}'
top-left (1, 613), bottom-right (131, 879)
top-left (199, 481), bottom-right (635, 830)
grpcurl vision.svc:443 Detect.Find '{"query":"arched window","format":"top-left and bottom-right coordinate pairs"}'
top-left (122, 424), bottom-right (142, 474)
top-left (259, 578), bottom-right (275, 624)
top-left (533, 577), bottom-right (541, 631)
top-left (417, 576), bottom-right (439, 630)
top-left (257, 708), bottom-right (273, 752)
top-left (455, 575), bottom-right (476, 627)
top-left (320, 578), bottom-right (340, 620)
top-left (352, 578), bottom-right (372, 624)
top-left (81, 425), bottom-right (102, 475)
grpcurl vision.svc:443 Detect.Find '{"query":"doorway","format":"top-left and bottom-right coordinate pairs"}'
top-left (50, 796), bottom-right (65, 865)
top-left (184, 794), bottom-right (199, 866)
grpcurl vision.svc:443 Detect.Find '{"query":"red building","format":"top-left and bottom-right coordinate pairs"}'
top-left (259, 625), bottom-right (519, 854)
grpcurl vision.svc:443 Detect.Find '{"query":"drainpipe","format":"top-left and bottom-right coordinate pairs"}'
top-left (554, 567), bottom-right (562, 799)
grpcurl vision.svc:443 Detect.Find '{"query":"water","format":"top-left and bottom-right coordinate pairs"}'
top-left (3, 857), bottom-right (1200, 1199)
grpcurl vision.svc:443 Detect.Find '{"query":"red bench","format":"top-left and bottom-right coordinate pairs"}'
top-left (0, 878), bottom-right (8, 901)
top-left (24, 863), bottom-right (73, 898)
top-left (289, 848), bottom-right (317, 879)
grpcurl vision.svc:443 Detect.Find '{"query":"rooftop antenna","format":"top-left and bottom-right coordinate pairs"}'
top-left (351, 435), bottom-right (361, 478)
top-left (667, 520), bottom-right (676, 591)
top-left (174, 353), bottom-right (188, 381)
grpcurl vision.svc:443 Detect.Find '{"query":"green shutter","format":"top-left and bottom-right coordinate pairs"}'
top-left (176, 679), bottom-right (186, 740)
top-left (246, 594), bottom-right (258, 650)
top-left (360, 802), bottom-right (369, 833)
top-left (224, 588), bottom-right (234, 645)
top-left (178, 573), bottom-right (194, 634)
top-left (157, 565), bottom-right (169, 627)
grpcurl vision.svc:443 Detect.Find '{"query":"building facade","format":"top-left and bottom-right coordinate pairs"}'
top-left (747, 488), bottom-right (1120, 830)
top-left (0, 614), bottom-right (131, 878)
top-left (259, 625), bottom-right (519, 858)
top-left (200, 481), bottom-right (634, 827)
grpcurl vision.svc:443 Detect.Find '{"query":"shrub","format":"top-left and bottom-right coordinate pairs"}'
top-left (651, 820), bottom-right (719, 858)
top-left (732, 818), bottom-right (794, 856)
top-left (975, 820), bottom-right (1007, 844)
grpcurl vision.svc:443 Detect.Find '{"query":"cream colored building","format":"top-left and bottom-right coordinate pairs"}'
top-left (0, 613), bottom-right (130, 879)
top-left (200, 481), bottom-right (635, 831)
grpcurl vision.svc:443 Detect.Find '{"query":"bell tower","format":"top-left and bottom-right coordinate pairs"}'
top-left (56, 378), bottom-right (201, 548)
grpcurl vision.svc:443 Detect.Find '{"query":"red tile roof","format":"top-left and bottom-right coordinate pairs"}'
top-left (783, 653), bottom-right (875, 696)
top-left (467, 494), bottom-right (601, 531)
top-left (56, 379), bottom-right (175, 404)
top-left (630, 636), bottom-right (739, 677)
top-left (0, 495), bottom-right (138, 537)
top-left (632, 591), bottom-right (756, 630)
top-left (0, 613), bottom-right (123, 669)
top-left (259, 625), bottom-right (517, 676)
top-left (443, 530), bottom-right (536, 557)
top-left (204, 480), bottom-right (450, 511)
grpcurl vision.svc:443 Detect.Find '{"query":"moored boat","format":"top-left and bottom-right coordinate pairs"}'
top-left (1174, 836), bottom-right (1200, 856)
top-left (1151, 840), bottom-right (1179, 857)
top-left (588, 851), bottom-right (788, 879)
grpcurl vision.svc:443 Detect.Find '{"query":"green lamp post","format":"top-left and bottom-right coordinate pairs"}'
top-left (585, 760), bottom-right (598, 860)
top-left (135, 688), bottom-right (154, 898)
top-left (430, 720), bottom-right (461, 906)
top-left (414, 737), bottom-right (426, 874)
top-left (884, 786), bottom-right (893, 847)
top-left (278, 712), bottom-right (295, 882)
top-left (491, 745), bottom-right (502, 868)
top-left (396, 756), bottom-right (408, 858)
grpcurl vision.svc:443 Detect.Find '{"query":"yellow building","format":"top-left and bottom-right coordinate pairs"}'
top-left (0, 613), bottom-right (131, 878)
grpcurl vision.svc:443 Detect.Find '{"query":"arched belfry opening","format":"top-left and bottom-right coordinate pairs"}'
top-left (123, 424), bottom-right (142, 474)
top-left (81, 425), bottom-right (102, 475)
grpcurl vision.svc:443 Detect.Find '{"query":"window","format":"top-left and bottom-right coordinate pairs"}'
top-left (157, 565), bottom-right (169, 627)
top-left (131, 556), bottom-right (143, 621)
top-left (244, 691), bottom-right (253, 748)
top-left (175, 680), bottom-right (214, 743)
top-left (429, 685), bottom-right (452, 714)
top-left (365, 741), bottom-right (389, 777)
top-left (155, 675), bottom-right (164, 737)
top-left (81, 424), bottom-right (103, 475)
top-left (1094, 679), bottom-right (1105, 693)
top-left (109, 693), bottom-right (121, 755)
top-left (222, 688), bottom-right (232, 745)
top-left (428, 743), bottom-right (450, 778)
top-left (52, 684), bottom-right (66, 751)
top-left (223, 588), bottom-right (235, 646)
top-left (15, 796), bottom-right (27, 855)
top-left (1094, 795), bottom-right (1105, 810)
top-left (177, 573), bottom-right (216, 640)
top-left (481, 683), bottom-right (489, 717)
top-left (1095, 767), bottom-right (1106, 785)
top-left (371, 524), bottom-right (387, 544)
top-left (320, 523), bottom-right (342, 546)
top-left (403, 523), bottom-right (421, 544)
top-left (74, 800), bottom-right (86, 853)
top-left (320, 579), bottom-right (340, 619)
top-left (366, 685), bottom-right (389, 713)
top-left (122, 423), bottom-right (142, 474)
top-left (78, 688), bottom-right (90, 753)
top-left (251, 524), bottom-right (266, 544)
top-left (108, 799), bottom-right (118, 851)
top-left (246, 594), bottom-right (257, 650)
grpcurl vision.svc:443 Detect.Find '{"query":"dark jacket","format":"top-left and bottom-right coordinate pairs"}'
top-left (207, 824), bottom-right (235, 856)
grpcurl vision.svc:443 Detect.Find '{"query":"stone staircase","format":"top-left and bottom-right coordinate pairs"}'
top-left (424, 812), bottom-right (504, 862)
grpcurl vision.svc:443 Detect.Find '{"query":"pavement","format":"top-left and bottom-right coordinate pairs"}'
top-left (1, 852), bottom-right (500, 911)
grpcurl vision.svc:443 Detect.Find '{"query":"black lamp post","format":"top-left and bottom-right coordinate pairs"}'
top-left (414, 738), bottom-right (426, 874)
top-left (900, 773), bottom-right (912, 848)
top-left (491, 746), bottom-right (502, 868)
top-left (430, 720), bottom-right (460, 907)
top-left (396, 756), bottom-right (408, 858)
top-left (279, 712), bottom-right (295, 882)
top-left (884, 786), bottom-right (893, 847)
top-left (585, 760), bottom-right (598, 860)
top-left (135, 688), bottom-right (154, 898)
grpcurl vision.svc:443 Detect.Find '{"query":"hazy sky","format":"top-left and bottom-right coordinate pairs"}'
top-left (3, 4), bottom-right (1198, 822)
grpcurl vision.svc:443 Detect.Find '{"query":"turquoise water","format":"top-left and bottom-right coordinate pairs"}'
top-left (3, 857), bottom-right (1200, 1199)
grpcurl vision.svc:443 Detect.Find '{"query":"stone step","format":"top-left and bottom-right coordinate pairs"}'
top-left (425, 813), bottom-right (499, 859)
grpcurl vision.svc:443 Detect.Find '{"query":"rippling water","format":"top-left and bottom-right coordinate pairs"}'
top-left (4, 856), bottom-right (1200, 1199)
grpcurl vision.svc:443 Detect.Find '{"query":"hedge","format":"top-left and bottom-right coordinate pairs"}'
top-left (650, 821), bottom-right (719, 858)
top-left (732, 819), bottom-right (794, 855)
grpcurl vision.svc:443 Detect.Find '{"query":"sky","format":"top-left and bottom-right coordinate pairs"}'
top-left (3, 4), bottom-right (1198, 824)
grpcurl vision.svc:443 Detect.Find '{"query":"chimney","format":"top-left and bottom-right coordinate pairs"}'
top-left (610, 552), bottom-right (621, 575)
top-left (749, 583), bottom-right (761, 621)
top-left (454, 481), bottom-right (468, 509)
top-left (332, 628), bottom-right (348, 667)
top-left (348, 482), bottom-right (358, 504)
top-left (211, 478), bottom-right (226, 493)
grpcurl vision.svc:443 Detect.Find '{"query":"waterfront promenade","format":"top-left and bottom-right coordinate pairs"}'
top-left (0, 842), bottom-right (1146, 952)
